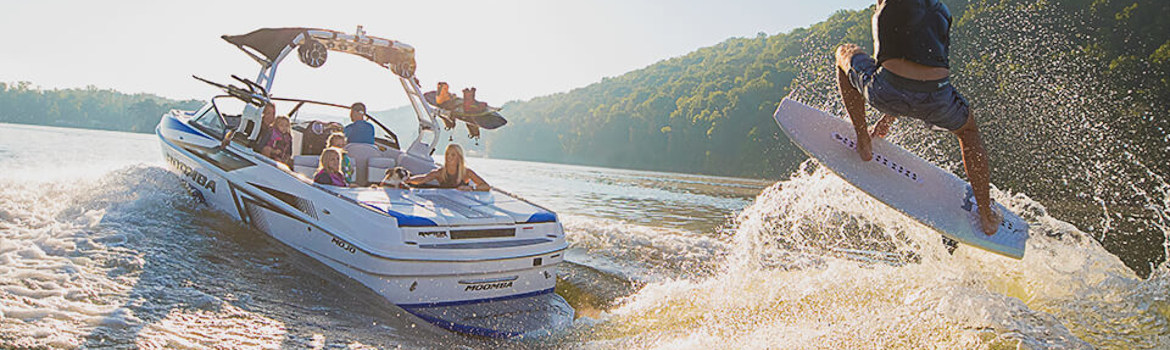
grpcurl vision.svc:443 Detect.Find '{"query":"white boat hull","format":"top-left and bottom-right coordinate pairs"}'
top-left (157, 110), bottom-right (572, 337)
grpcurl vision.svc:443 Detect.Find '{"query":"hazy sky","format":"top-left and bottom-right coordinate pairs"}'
top-left (0, 0), bottom-right (871, 109)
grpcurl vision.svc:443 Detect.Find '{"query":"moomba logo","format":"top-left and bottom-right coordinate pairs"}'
top-left (464, 281), bottom-right (513, 292)
top-left (166, 154), bottom-right (217, 193)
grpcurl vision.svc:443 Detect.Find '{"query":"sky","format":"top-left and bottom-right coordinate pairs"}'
top-left (0, 0), bottom-right (872, 110)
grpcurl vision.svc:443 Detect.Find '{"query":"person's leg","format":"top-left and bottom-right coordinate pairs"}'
top-left (836, 44), bottom-right (873, 161)
top-left (951, 111), bottom-right (1001, 235)
top-left (837, 67), bottom-right (872, 161)
top-left (871, 114), bottom-right (896, 139)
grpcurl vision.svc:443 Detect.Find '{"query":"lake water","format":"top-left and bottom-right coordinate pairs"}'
top-left (0, 122), bottom-right (1167, 349)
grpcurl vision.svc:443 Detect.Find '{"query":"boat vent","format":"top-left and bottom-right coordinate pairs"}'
top-left (450, 228), bottom-right (516, 240)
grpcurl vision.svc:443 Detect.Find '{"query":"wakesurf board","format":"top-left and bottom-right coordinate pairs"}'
top-left (423, 91), bottom-right (507, 130)
top-left (772, 98), bottom-right (1029, 259)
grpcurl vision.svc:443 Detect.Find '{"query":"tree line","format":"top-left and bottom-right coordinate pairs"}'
top-left (0, 82), bottom-right (204, 133)
top-left (482, 0), bottom-right (1170, 277)
top-left (483, 0), bottom-right (1168, 184)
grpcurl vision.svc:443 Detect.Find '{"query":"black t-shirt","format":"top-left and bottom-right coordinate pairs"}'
top-left (874, 0), bottom-right (952, 68)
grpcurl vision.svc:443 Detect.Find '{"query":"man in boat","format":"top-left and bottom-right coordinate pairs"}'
top-left (835, 0), bottom-right (1001, 235)
top-left (343, 102), bottom-right (375, 145)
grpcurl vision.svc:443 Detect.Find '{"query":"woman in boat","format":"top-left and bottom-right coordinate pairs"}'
top-left (313, 147), bottom-right (349, 187)
top-left (326, 133), bottom-right (356, 184)
top-left (252, 102), bottom-right (276, 153)
top-left (406, 144), bottom-right (490, 191)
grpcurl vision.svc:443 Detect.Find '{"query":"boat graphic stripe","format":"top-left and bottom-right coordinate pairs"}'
top-left (377, 208), bottom-right (438, 227)
top-left (161, 117), bottom-right (207, 139)
top-left (251, 183), bottom-right (318, 219)
top-left (524, 212), bottom-right (557, 223)
top-left (403, 312), bottom-right (523, 338)
top-left (397, 287), bottom-right (556, 309)
top-left (159, 133), bottom-right (255, 172)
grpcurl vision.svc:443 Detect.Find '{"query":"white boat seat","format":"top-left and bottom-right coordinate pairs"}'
top-left (397, 152), bottom-right (439, 176)
top-left (345, 143), bottom-right (382, 186)
top-left (367, 157), bottom-right (398, 185)
top-left (293, 155), bottom-right (319, 178)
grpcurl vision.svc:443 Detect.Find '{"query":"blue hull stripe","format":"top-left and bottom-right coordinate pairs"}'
top-left (405, 311), bottom-right (523, 338)
top-left (524, 212), bottom-right (557, 223)
top-left (160, 115), bottom-right (210, 139)
top-left (397, 287), bottom-right (556, 309)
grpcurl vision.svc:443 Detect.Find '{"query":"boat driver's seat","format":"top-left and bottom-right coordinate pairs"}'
top-left (344, 143), bottom-right (381, 186)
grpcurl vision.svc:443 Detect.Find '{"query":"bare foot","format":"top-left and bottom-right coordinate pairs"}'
top-left (979, 206), bottom-right (1003, 236)
top-left (856, 132), bottom-right (873, 161)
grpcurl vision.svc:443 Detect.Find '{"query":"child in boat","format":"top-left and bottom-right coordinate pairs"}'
top-left (313, 147), bottom-right (349, 187)
top-left (406, 144), bottom-right (490, 191)
top-left (262, 115), bottom-right (294, 167)
top-left (326, 133), bottom-right (356, 184)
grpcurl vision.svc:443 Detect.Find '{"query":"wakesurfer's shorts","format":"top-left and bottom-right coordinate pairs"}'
top-left (846, 54), bottom-right (970, 131)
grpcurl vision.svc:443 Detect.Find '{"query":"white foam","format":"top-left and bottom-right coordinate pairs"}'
top-left (562, 215), bottom-right (731, 282)
top-left (582, 163), bottom-right (1169, 349)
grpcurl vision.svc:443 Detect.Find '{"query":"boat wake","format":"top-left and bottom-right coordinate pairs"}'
top-left (1, 143), bottom-right (1166, 349)
top-left (576, 161), bottom-right (1170, 349)
top-left (0, 165), bottom-right (450, 349)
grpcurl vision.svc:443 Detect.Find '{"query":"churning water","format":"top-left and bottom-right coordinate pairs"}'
top-left (0, 120), bottom-right (1166, 349)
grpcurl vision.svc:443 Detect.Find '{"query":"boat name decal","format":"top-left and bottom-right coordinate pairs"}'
top-left (419, 231), bottom-right (447, 238)
top-left (166, 153), bottom-right (217, 193)
top-left (464, 281), bottom-right (513, 291)
top-left (331, 237), bottom-right (357, 254)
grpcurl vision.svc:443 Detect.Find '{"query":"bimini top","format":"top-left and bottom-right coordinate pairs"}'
top-left (222, 27), bottom-right (416, 78)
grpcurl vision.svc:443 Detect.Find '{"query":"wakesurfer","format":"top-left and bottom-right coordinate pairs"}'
top-left (834, 0), bottom-right (1002, 235)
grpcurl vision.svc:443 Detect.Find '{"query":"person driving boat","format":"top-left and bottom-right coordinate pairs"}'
top-left (343, 102), bottom-right (375, 145)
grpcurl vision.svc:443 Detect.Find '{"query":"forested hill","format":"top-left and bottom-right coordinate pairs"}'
top-left (482, 0), bottom-right (1169, 181)
top-left (0, 82), bottom-right (204, 133)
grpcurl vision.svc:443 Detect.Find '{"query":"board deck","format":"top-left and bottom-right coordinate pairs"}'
top-left (773, 98), bottom-right (1028, 259)
top-left (422, 91), bottom-right (507, 130)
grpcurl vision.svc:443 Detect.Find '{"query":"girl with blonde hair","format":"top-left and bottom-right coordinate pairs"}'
top-left (313, 147), bottom-right (349, 187)
top-left (406, 144), bottom-right (490, 191)
top-left (326, 133), bottom-right (356, 183)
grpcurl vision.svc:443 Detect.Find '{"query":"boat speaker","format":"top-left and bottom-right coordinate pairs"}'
top-left (298, 39), bottom-right (327, 68)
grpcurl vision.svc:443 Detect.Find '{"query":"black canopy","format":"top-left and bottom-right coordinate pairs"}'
top-left (222, 27), bottom-right (416, 78)
top-left (222, 28), bottom-right (307, 64)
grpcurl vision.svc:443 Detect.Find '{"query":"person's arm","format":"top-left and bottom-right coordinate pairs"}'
top-left (463, 169), bottom-right (491, 192)
top-left (217, 131), bottom-right (234, 150)
top-left (283, 136), bottom-right (293, 163)
top-left (313, 171), bottom-right (330, 185)
top-left (405, 170), bottom-right (440, 186)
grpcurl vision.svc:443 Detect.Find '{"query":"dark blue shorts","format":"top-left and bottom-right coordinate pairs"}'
top-left (847, 54), bottom-right (970, 131)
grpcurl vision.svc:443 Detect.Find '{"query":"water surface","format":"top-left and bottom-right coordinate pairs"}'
top-left (0, 123), bottom-right (1166, 349)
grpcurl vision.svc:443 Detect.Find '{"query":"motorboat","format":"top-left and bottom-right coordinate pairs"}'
top-left (156, 27), bottom-right (573, 337)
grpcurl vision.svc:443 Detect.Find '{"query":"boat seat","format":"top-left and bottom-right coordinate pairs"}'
top-left (367, 157), bottom-right (398, 185)
top-left (345, 143), bottom-right (382, 186)
top-left (293, 155), bottom-right (318, 178)
top-left (397, 152), bottom-right (439, 176)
